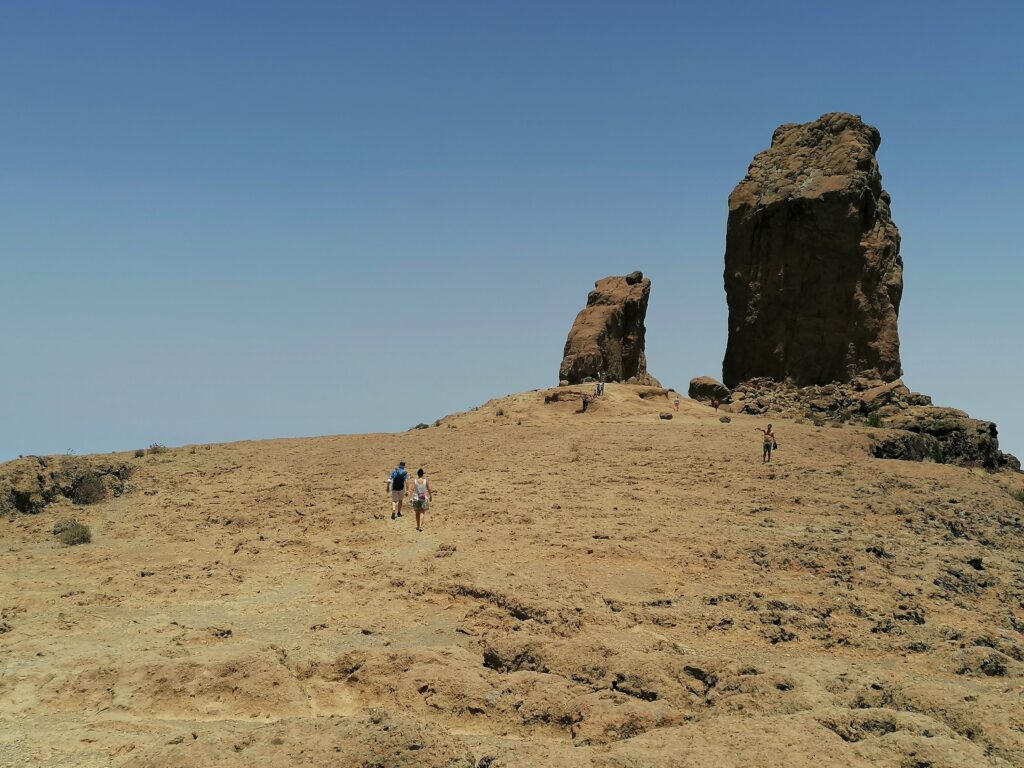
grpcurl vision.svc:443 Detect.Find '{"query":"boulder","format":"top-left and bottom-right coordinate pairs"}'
top-left (858, 379), bottom-right (911, 412)
top-left (688, 376), bottom-right (731, 402)
top-left (723, 113), bottom-right (903, 387)
top-left (560, 272), bottom-right (659, 385)
top-left (659, 412), bottom-right (673, 420)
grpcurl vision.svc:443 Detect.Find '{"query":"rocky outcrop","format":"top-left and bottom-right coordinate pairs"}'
top-left (688, 376), bottom-right (730, 403)
top-left (0, 456), bottom-right (132, 515)
top-left (719, 377), bottom-right (1018, 470)
top-left (560, 271), bottom-right (659, 386)
top-left (871, 432), bottom-right (941, 463)
top-left (722, 376), bottom-right (930, 420)
top-left (723, 112), bottom-right (903, 387)
top-left (885, 407), bottom-right (1020, 471)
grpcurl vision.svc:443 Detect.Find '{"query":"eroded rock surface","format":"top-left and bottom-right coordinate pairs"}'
top-left (723, 112), bottom-right (903, 387)
top-left (560, 271), bottom-right (659, 386)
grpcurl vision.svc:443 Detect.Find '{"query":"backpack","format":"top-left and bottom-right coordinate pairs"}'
top-left (391, 468), bottom-right (407, 491)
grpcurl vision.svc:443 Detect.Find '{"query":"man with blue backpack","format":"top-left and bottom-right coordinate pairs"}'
top-left (387, 460), bottom-right (409, 520)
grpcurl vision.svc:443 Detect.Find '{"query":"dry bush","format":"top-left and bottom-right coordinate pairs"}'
top-left (53, 518), bottom-right (91, 546)
top-left (147, 443), bottom-right (168, 455)
top-left (133, 449), bottom-right (145, 458)
top-left (72, 473), bottom-right (106, 504)
top-left (1012, 488), bottom-right (1024, 504)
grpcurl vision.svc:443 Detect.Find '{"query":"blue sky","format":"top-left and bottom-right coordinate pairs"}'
top-left (2, 1), bottom-right (1022, 460)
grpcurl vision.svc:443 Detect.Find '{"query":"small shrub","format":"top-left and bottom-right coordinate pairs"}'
top-left (1011, 488), bottom-right (1024, 504)
top-left (53, 518), bottom-right (91, 546)
top-left (410, 423), bottom-right (429, 430)
top-left (133, 449), bottom-right (145, 458)
top-left (148, 443), bottom-right (168, 455)
top-left (867, 413), bottom-right (884, 428)
top-left (495, 408), bottom-right (505, 417)
top-left (72, 473), bottom-right (106, 504)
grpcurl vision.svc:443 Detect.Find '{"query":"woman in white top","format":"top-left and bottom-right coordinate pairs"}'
top-left (408, 468), bottom-right (433, 532)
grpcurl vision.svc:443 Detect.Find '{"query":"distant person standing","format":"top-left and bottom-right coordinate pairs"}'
top-left (388, 461), bottom-right (408, 519)
top-left (582, 395), bottom-right (590, 413)
top-left (712, 398), bottom-right (721, 412)
top-left (409, 468), bottom-right (433, 532)
top-left (755, 425), bottom-right (776, 463)
top-left (674, 397), bottom-right (680, 411)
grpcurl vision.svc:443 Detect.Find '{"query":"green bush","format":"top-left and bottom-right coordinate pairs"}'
top-left (133, 449), bottom-right (145, 458)
top-left (147, 443), bottom-right (168, 455)
top-left (53, 518), bottom-right (91, 546)
top-left (867, 413), bottom-right (883, 428)
top-left (1011, 488), bottom-right (1024, 504)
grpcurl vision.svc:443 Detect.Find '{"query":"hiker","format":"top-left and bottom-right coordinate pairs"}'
top-left (712, 398), bottom-right (720, 412)
top-left (408, 467), bottom-right (432, 532)
top-left (674, 397), bottom-right (680, 411)
top-left (387, 461), bottom-right (409, 519)
top-left (755, 424), bottom-right (777, 463)
top-left (582, 395), bottom-right (589, 413)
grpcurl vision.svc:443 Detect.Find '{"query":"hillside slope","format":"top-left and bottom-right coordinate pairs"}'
top-left (2, 385), bottom-right (1023, 767)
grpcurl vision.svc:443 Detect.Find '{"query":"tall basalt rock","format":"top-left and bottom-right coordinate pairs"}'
top-left (723, 112), bottom-right (903, 388)
top-left (559, 271), bottom-right (659, 385)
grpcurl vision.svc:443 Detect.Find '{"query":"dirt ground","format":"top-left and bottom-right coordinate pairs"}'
top-left (2, 384), bottom-right (1023, 767)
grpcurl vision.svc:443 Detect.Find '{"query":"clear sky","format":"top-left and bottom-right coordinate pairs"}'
top-left (2, 1), bottom-right (1022, 461)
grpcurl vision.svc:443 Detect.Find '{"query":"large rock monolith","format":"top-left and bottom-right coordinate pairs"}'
top-left (723, 112), bottom-right (903, 387)
top-left (559, 271), bottom-right (659, 386)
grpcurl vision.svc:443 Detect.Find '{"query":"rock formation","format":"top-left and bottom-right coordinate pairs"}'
top-left (723, 112), bottom-right (903, 388)
top-left (718, 376), bottom-right (1018, 470)
top-left (559, 271), bottom-right (659, 386)
top-left (688, 376), bottom-right (731, 403)
top-left (0, 455), bottom-right (132, 515)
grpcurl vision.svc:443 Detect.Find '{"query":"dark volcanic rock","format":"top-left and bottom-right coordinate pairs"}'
top-left (560, 271), bottom-right (659, 386)
top-left (885, 407), bottom-right (1019, 470)
top-left (871, 431), bottom-right (941, 463)
top-left (723, 112), bottom-right (903, 387)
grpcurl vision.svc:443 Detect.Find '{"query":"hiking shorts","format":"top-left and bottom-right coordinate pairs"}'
top-left (411, 497), bottom-right (429, 511)
top-left (391, 490), bottom-right (405, 503)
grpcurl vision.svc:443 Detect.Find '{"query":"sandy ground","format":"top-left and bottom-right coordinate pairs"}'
top-left (2, 384), bottom-right (1023, 767)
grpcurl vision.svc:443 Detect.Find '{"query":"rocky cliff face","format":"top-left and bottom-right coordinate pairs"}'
top-left (559, 271), bottom-right (659, 385)
top-left (723, 112), bottom-right (903, 388)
